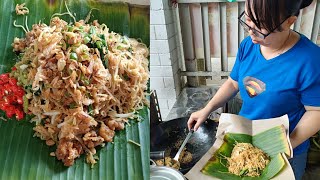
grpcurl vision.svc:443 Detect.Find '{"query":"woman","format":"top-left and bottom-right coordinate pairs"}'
top-left (187, 0), bottom-right (319, 179)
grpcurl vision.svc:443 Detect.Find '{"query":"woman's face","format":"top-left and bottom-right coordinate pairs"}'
top-left (243, 10), bottom-right (280, 46)
top-left (243, 12), bottom-right (266, 43)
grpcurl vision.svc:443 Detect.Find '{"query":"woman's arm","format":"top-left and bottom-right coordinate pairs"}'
top-left (290, 106), bottom-right (320, 148)
top-left (187, 77), bottom-right (239, 131)
top-left (202, 77), bottom-right (239, 116)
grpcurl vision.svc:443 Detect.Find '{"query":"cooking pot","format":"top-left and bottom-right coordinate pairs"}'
top-left (150, 117), bottom-right (218, 174)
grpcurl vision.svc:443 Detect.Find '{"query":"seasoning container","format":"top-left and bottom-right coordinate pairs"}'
top-left (150, 151), bottom-right (165, 160)
top-left (150, 159), bottom-right (186, 180)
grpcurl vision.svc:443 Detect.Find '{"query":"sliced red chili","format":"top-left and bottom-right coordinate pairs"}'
top-left (0, 73), bottom-right (25, 120)
top-left (8, 78), bottom-right (17, 86)
top-left (15, 109), bottom-right (24, 120)
top-left (0, 73), bottom-right (9, 79)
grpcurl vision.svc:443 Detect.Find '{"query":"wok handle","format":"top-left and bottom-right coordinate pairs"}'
top-left (150, 151), bottom-right (165, 160)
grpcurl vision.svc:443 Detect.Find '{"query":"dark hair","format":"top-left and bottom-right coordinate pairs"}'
top-left (246, 0), bottom-right (313, 32)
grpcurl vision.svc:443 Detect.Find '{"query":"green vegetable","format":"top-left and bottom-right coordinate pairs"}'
top-left (88, 104), bottom-right (94, 115)
top-left (69, 103), bottom-right (77, 109)
top-left (24, 84), bottom-right (32, 91)
top-left (67, 25), bottom-right (73, 32)
top-left (70, 52), bottom-right (78, 60)
top-left (81, 74), bottom-right (90, 85)
top-left (89, 26), bottom-right (96, 34)
top-left (84, 79), bottom-right (90, 85)
top-left (123, 74), bottom-right (129, 81)
top-left (22, 95), bottom-right (29, 113)
top-left (99, 34), bottom-right (106, 46)
top-left (33, 89), bottom-right (41, 96)
top-left (83, 36), bottom-right (91, 44)
top-left (103, 55), bottom-right (108, 69)
top-left (64, 92), bottom-right (71, 97)
top-left (96, 41), bottom-right (102, 49)
top-left (121, 36), bottom-right (128, 44)
top-left (239, 169), bottom-right (248, 176)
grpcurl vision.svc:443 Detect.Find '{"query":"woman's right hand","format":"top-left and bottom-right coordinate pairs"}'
top-left (187, 108), bottom-right (210, 131)
top-left (187, 78), bottom-right (239, 131)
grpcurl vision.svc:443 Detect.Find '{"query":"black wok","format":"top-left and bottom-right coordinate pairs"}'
top-left (150, 117), bottom-right (218, 174)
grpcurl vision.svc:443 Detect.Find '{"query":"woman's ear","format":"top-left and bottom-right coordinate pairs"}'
top-left (285, 16), bottom-right (297, 29)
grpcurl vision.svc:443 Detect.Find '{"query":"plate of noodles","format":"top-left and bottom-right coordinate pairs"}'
top-left (201, 125), bottom-right (291, 179)
top-left (0, 0), bottom-right (149, 179)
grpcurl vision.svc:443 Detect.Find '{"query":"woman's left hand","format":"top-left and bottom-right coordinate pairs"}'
top-left (290, 106), bottom-right (320, 148)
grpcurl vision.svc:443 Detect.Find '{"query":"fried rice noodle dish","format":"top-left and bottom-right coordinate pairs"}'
top-left (11, 16), bottom-right (149, 166)
top-left (227, 143), bottom-right (270, 177)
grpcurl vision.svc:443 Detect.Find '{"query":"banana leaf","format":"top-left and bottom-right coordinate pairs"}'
top-left (202, 126), bottom-right (290, 180)
top-left (0, 0), bottom-right (150, 180)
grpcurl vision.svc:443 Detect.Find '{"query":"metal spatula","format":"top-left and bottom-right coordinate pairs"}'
top-left (173, 129), bottom-right (194, 162)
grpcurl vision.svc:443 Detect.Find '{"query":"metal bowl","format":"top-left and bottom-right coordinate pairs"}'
top-left (150, 160), bottom-right (186, 180)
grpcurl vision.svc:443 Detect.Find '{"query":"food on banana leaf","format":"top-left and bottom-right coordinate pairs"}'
top-left (202, 126), bottom-right (291, 179)
top-left (227, 143), bottom-right (270, 177)
top-left (15, 3), bottom-right (29, 15)
top-left (8, 3), bottom-right (149, 167)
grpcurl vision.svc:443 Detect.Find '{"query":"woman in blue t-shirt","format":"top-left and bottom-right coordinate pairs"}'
top-left (187, 0), bottom-right (320, 179)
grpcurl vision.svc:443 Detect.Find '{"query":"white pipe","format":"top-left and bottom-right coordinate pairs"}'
top-left (178, 0), bottom-right (245, 3)
top-left (201, 3), bottom-right (211, 72)
top-left (220, 3), bottom-right (228, 72)
top-left (311, 0), bottom-right (320, 43)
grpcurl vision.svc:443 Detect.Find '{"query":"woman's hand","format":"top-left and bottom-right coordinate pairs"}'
top-left (187, 77), bottom-right (239, 131)
top-left (187, 108), bottom-right (211, 131)
top-left (290, 106), bottom-right (320, 149)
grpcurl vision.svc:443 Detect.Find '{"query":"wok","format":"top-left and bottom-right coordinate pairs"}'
top-left (150, 117), bottom-right (218, 174)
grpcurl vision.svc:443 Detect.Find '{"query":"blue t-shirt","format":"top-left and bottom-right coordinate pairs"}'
top-left (230, 34), bottom-right (320, 155)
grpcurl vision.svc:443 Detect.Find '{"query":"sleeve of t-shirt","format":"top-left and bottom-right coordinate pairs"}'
top-left (299, 57), bottom-right (320, 107)
top-left (230, 38), bottom-right (246, 82)
top-left (230, 53), bottom-right (240, 81)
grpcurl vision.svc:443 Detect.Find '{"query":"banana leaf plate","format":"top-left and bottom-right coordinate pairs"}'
top-left (202, 126), bottom-right (291, 180)
top-left (0, 0), bottom-right (150, 180)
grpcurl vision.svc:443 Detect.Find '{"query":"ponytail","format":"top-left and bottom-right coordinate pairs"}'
top-left (286, 0), bottom-right (313, 16)
top-left (300, 0), bottom-right (313, 9)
